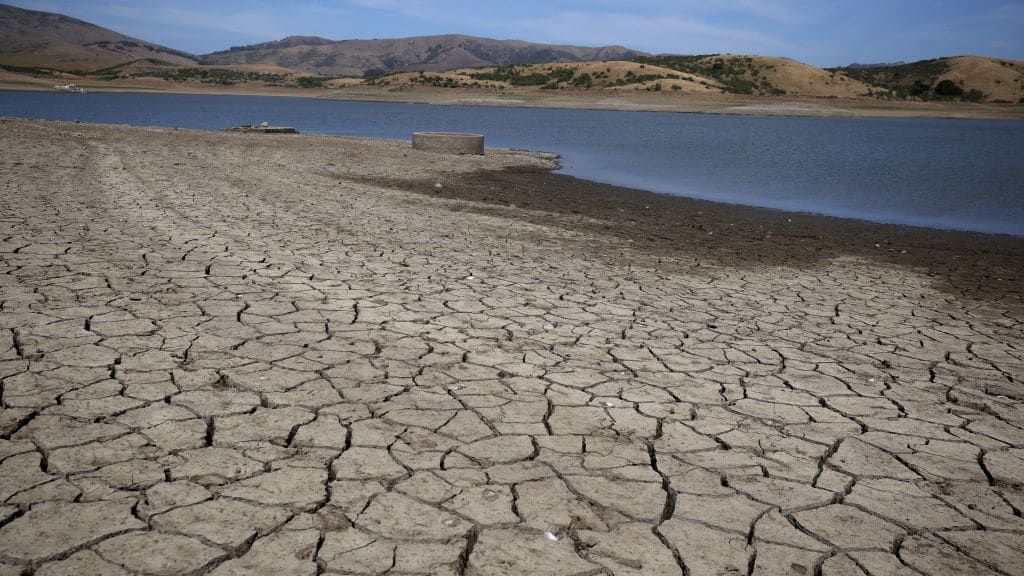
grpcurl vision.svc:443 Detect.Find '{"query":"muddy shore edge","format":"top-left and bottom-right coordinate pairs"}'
top-left (360, 162), bottom-right (1024, 305)
top-left (3, 81), bottom-right (1023, 121)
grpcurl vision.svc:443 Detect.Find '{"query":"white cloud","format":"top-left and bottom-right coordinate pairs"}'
top-left (347, 0), bottom-right (434, 18)
top-left (730, 0), bottom-right (804, 24)
top-left (83, 2), bottom-right (290, 39)
top-left (337, 0), bottom-right (805, 54)
top-left (506, 11), bottom-right (794, 54)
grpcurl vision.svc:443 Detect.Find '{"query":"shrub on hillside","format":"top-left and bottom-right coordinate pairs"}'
top-left (934, 79), bottom-right (964, 97)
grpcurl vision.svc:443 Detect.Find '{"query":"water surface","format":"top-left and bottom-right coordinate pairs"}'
top-left (2, 91), bottom-right (1022, 236)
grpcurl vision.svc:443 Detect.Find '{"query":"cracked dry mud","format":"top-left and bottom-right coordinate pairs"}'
top-left (1, 117), bottom-right (1023, 576)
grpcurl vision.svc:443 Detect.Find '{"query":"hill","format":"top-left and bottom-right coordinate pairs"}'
top-left (322, 54), bottom-right (1024, 104)
top-left (1, 3), bottom-right (1021, 105)
top-left (87, 58), bottom-right (336, 88)
top-left (372, 61), bottom-right (723, 93)
top-left (200, 34), bottom-right (644, 77)
top-left (0, 3), bottom-right (195, 71)
top-left (831, 56), bottom-right (1024, 102)
top-left (377, 55), bottom-right (879, 98)
top-left (634, 54), bottom-right (875, 97)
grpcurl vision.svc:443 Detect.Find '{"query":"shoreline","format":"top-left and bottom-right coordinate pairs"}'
top-left (544, 157), bottom-right (1022, 238)
top-left (2, 77), bottom-right (1023, 121)
top-left (1, 112), bottom-right (1019, 241)
top-left (551, 171), bottom-right (1024, 241)
top-left (321, 90), bottom-right (1024, 121)
top-left (365, 164), bottom-right (1024, 303)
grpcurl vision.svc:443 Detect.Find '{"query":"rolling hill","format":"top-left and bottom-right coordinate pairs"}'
top-left (831, 56), bottom-right (1024, 102)
top-left (0, 3), bottom-right (196, 71)
top-left (372, 55), bottom-right (883, 99)
top-left (372, 61), bottom-right (724, 93)
top-left (634, 54), bottom-right (876, 97)
top-left (1, 2), bottom-right (1021, 104)
top-left (200, 34), bottom-right (645, 77)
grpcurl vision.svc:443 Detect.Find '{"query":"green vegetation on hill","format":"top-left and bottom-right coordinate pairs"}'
top-left (84, 61), bottom-right (339, 87)
top-left (2, 60), bottom-right (341, 88)
top-left (633, 55), bottom-right (784, 95)
top-left (829, 59), bottom-right (946, 98)
top-left (390, 74), bottom-right (467, 88)
top-left (467, 66), bottom-right (576, 86)
top-left (94, 65), bottom-right (286, 85)
top-left (370, 64), bottom-right (705, 92)
top-left (612, 69), bottom-right (683, 87)
top-left (0, 63), bottom-right (71, 75)
top-left (827, 59), bottom-right (983, 101)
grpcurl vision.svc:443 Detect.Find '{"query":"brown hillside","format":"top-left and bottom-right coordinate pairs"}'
top-left (4, 2), bottom-right (1020, 104)
top-left (89, 59), bottom-right (309, 79)
top-left (200, 34), bottom-right (644, 77)
top-left (939, 56), bottom-right (1024, 102)
top-left (634, 54), bottom-right (875, 97)
top-left (211, 63), bottom-right (311, 75)
top-left (832, 56), bottom-right (1024, 101)
top-left (374, 61), bottom-right (722, 93)
top-left (735, 56), bottom-right (875, 97)
top-left (0, 3), bottom-right (195, 71)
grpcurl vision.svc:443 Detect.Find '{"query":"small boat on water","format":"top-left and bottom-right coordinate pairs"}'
top-left (54, 83), bottom-right (85, 93)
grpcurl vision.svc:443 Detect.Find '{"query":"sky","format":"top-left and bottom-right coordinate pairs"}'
top-left (8, 0), bottom-right (1024, 67)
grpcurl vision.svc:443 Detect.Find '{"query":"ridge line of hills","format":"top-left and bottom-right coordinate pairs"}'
top-left (198, 33), bottom-right (642, 78)
top-left (0, 3), bottom-right (642, 76)
top-left (1, 3), bottom-right (1022, 103)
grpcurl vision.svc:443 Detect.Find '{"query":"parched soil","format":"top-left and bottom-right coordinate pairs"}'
top-left (1, 118), bottom-right (1023, 575)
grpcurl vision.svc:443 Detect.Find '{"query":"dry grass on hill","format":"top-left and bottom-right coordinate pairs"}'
top-left (939, 56), bottom-right (1024, 102)
top-left (368, 56), bottom-right (880, 98)
top-left (372, 60), bottom-right (724, 93)
top-left (734, 55), bottom-right (876, 97)
top-left (634, 54), bottom-right (877, 97)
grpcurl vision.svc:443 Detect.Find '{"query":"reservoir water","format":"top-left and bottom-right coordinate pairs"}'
top-left (1, 91), bottom-right (1022, 236)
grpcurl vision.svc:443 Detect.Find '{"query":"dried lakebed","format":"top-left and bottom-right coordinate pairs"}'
top-left (1, 118), bottom-right (1023, 575)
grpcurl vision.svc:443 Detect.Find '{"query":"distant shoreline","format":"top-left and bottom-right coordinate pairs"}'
top-left (2, 79), bottom-right (1023, 121)
top-left (321, 90), bottom-right (1024, 121)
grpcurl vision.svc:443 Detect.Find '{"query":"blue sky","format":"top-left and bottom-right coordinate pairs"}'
top-left (8, 0), bottom-right (1024, 67)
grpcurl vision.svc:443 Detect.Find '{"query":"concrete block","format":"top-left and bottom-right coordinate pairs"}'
top-left (412, 132), bottom-right (485, 155)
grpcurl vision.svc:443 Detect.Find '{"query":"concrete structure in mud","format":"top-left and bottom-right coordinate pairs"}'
top-left (412, 131), bottom-right (485, 155)
top-left (223, 124), bottom-right (299, 134)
